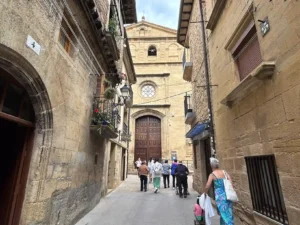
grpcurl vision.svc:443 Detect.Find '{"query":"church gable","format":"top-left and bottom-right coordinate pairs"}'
top-left (126, 20), bottom-right (177, 38)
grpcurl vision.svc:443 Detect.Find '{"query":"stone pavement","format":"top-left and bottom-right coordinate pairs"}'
top-left (75, 175), bottom-right (220, 225)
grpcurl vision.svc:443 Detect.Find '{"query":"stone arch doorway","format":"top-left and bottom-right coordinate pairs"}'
top-left (135, 116), bottom-right (161, 162)
top-left (0, 44), bottom-right (53, 225)
top-left (0, 67), bottom-right (35, 225)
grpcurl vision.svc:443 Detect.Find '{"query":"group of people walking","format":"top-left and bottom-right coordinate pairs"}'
top-left (135, 158), bottom-right (189, 197)
top-left (136, 157), bottom-right (235, 225)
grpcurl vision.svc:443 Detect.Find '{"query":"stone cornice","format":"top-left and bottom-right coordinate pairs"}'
top-left (206, 0), bottom-right (227, 31)
top-left (126, 20), bottom-right (177, 34)
top-left (136, 73), bottom-right (170, 77)
top-left (133, 62), bottom-right (182, 65)
top-left (132, 104), bottom-right (171, 108)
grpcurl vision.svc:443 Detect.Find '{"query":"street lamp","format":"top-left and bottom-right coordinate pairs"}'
top-left (120, 84), bottom-right (130, 99)
top-left (113, 84), bottom-right (131, 107)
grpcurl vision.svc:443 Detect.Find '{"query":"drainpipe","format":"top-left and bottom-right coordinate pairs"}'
top-left (198, 0), bottom-right (216, 154)
top-left (126, 107), bottom-right (130, 178)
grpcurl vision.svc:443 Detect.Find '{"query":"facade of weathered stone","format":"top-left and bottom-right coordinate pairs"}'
top-left (178, 0), bottom-right (300, 225)
top-left (126, 19), bottom-right (193, 173)
top-left (177, 0), bottom-right (212, 195)
top-left (0, 0), bottom-right (136, 224)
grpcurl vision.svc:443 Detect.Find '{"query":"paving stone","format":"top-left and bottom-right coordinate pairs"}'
top-left (76, 175), bottom-right (220, 225)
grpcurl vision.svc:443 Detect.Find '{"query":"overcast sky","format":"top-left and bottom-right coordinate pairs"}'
top-left (136, 0), bottom-right (181, 30)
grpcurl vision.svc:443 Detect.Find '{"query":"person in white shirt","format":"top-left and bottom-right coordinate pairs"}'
top-left (152, 158), bottom-right (163, 193)
top-left (135, 158), bottom-right (142, 171)
top-left (147, 157), bottom-right (154, 183)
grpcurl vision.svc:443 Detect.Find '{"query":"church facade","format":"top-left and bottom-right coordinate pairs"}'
top-left (126, 18), bottom-right (193, 172)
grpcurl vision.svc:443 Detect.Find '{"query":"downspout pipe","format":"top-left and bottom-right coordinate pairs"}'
top-left (126, 107), bottom-right (130, 178)
top-left (198, 0), bottom-right (216, 154)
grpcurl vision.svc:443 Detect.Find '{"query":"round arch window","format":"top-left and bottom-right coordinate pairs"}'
top-left (141, 84), bottom-right (155, 98)
top-left (148, 46), bottom-right (157, 56)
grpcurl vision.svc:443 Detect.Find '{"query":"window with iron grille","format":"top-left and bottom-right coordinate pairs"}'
top-left (245, 155), bottom-right (289, 225)
top-left (232, 21), bottom-right (262, 81)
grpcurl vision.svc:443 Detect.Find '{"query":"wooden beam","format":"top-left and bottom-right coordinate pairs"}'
top-left (0, 111), bottom-right (34, 127)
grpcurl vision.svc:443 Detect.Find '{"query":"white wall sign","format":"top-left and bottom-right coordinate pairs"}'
top-left (26, 35), bottom-right (41, 55)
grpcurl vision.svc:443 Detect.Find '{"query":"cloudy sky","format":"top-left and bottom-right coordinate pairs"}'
top-left (136, 0), bottom-right (181, 30)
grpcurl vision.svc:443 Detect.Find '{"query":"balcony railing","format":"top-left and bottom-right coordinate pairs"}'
top-left (91, 97), bottom-right (119, 138)
top-left (182, 48), bottom-right (193, 82)
top-left (121, 122), bottom-right (131, 141)
top-left (123, 123), bottom-right (129, 135)
top-left (184, 95), bottom-right (195, 125)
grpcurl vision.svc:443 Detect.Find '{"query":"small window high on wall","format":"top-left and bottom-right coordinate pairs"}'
top-left (148, 46), bottom-right (157, 56)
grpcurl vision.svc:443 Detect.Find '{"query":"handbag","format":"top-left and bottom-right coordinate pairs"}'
top-left (223, 170), bottom-right (238, 202)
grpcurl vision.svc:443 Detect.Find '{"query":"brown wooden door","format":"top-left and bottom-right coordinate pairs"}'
top-left (135, 116), bottom-right (161, 162)
top-left (0, 68), bottom-right (35, 225)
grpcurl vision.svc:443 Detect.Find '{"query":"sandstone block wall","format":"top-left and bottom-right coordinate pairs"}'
top-left (206, 0), bottom-right (300, 224)
top-left (182, 0), bottom-right (211, 193)
top-left (0, 0), bottom-right (127, 224)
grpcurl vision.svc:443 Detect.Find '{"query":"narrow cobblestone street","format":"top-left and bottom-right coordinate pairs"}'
top-left (76, 175), bottom-right (219, 225)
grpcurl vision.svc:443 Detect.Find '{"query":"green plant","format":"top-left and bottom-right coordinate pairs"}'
top-left (91, 109), bottom-right (108, 125)
top-left (103, 78), bottom-right (111, 88)
top-left (104, 87), bottom-right (116, 100)
top-left (108, 15), bottom-right (118, 36)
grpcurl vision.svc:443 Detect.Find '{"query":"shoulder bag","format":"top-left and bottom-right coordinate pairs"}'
top-left (223, 170), bottom-right (238, 202)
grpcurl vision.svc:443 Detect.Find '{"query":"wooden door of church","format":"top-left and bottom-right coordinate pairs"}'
top-left (135, 116), bottom-right (161, 162)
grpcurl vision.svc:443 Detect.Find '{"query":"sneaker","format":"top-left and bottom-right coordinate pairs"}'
top-left (172, 187), bottom-right (175, 190)
top-left (154, 188), bottom-right (158, 193)
top-left (184, 195), bottom-right (187, 198)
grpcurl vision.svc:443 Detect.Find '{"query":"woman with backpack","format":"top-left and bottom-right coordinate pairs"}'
top-left (153, 158), bottom-right (163, 193)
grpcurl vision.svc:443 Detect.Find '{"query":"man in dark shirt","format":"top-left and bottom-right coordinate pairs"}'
top-left (175, 161), bottom-right (189, 198)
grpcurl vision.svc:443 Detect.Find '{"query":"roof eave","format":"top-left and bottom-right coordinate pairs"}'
top-left (177, 0), bottom-right (193, 47)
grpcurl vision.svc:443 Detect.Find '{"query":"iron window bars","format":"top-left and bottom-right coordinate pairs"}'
top-left (245, 155), bottom-right (289, 224)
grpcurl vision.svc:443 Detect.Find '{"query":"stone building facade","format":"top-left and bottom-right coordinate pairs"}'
top-left (126, 19), bottom-right (193, 172)
top-left (178, 0), bottom-right (300, 225)
top-left (0, 0), bottom-right (136, 224)
top-left (177, 0), bottom-right (211, 194)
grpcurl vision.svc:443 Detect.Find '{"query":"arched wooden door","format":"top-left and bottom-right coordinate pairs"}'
top-left (0, 67), bottom-right (35, 225)
top-left (135, 116), bottom-right (161, 162)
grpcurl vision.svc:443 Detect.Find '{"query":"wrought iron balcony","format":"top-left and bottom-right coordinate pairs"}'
top-left (121, 122), bottom-right (131, 142)
top-left (184, 95), bottom-right (195, 125)
top-left (182, 48), bottom-right (193, 82)
top-left (91, 97), bottom-right (119, 139)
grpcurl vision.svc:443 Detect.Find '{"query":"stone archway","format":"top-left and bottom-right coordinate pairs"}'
top-left (0, 44), bottom-right (53, 225)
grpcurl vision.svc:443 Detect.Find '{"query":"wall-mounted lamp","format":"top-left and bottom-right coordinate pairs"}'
top-left (258, 17), bottom-right (270, 37)
top-left (113, 84), bottom-right (131, 107)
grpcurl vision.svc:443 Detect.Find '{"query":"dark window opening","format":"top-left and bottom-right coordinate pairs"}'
top-left (203, 138), bottom-right (215, 199)
top-left (184, 95), bottom-right (191, 116)
top-left (0, 68), bottom-right (35, 123)
top-left (232, 21), bottom-right (262, 81)
top-left (245, 155), bottom-right (289, 225)
top-left (193, 140), bottom-right (198, 169)
top-left (148, 46), bottom-right (157, 56)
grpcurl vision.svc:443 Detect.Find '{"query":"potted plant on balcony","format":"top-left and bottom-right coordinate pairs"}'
top-left (91, 108), bottom-right (118, 138)
top-left (108, 15), bottom-right (118, 37)
top-left (104, 87), bottom-right (116, 100)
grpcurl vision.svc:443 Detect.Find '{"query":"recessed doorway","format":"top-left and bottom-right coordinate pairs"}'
top-left (0, 68), bottom-right (35, 225)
